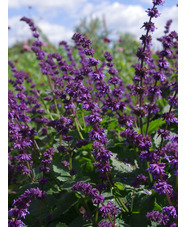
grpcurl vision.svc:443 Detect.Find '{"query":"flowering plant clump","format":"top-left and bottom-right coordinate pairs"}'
top-left (8, 0), bottom-right (178, 226)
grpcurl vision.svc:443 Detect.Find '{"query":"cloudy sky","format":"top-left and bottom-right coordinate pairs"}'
top-left (8, 0), bottom-right (178, 48)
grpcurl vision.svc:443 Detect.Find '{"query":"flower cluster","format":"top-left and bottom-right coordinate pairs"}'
top-left (8, 187), bottom-right (44, 226)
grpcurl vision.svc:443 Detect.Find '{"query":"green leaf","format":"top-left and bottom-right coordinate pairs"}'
top-left (153, 132), bottom-right (161, 148)
top-left (56, 222), bottom-right (68, 227)
top-left (115, 182), bottom-right (125, 190)
top-left (153, 199), bottom-right (162, 211)
top-left (132, 193), bottom-right (154, 213)
top-left (115, 218), bottom-right (130, 227)
top-left (111, 153), bottom-right (134, 174)
top-left (52, 190), bottom-right (78, 218)
top-left (143, 119), bottom-right (165, 134)
top-left (52, 165), bottom-right (71, 182)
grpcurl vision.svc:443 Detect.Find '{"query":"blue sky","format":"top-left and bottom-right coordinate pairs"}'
top-left (8, 0), bottom-right (178, 48)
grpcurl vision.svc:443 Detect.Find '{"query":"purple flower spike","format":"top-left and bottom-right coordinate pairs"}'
top-left (153, 180), bottom-right (173, 195)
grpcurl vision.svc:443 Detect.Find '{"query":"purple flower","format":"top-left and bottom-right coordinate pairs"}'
top-left (130, 174), bottom-right (147, 187)
top-left (153, 0), bottom-right (165, 6)
top-left (157, 129), bottom-right (170, 140)
top-left (93, 194), bottom-right (105, 204)
top-left (144, 103), bottom-right (159, 114)
top-left (107, 67), bottom-right (118, 75)
top-left (99, 201), bottom-right (120, 218)
top-left (89, 128), bottom-right (106, 141)
top-left (141, 22), bottom-right (156, 32)
top-left (146, 210), bottom-right (169, 225)
top-left (153, 180), bottom-right (173, 195)
top-left (118, 114), bottom-right (133, 127)
top-left (8, 187), bottom-right (44, 226)
top-left (83, 47), bottom-right (95, 56)
top-left (71, 182), bottom-right (104, 204)
top-left (89, 71), bottom-right (104, 80)
top-left (98, 221), bottom-right (112, 227)
top-left (146, 163), bottom-right (165, 175)
top-left (139, 150), bottom-right (159, 163)
top-left (57, 145), bottom-right (67, 153)
top-left (161, 113), bottom-right (178, 125)
top-left (85, 113), bottom-right (102, 125)
top-left (158, 59), bottom-right (169, 69)
top-left (104, 52), bottom-right (113, 62)
top-left (63, 135), bottom-right (73, 141)
top-left (140, 35), bottom-right (152, 46)
top-left (87, 57), bottom-right (100, 67)
top-left (164, 19), bottom-right (173, 34)
top-left (8, 219), bottom-right (26, 227)
top-left (69, 169), bottom-right (77, 176)
top-left (61, 161), bottom-right (70, 167)
top-left (152, 71), bottom-right (166, 82)
top-left (146, 7), bottom-right (160, 18)
top-left (75, 139), bottom-right (89, 148)
top-left (162, 206), bottom-right (177, 218)
top-left (168, 96), bottom-right (178, 107)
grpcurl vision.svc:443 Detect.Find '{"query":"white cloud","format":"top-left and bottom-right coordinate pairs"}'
top-left (8, 16), bottom-right (32, 46)
top-left (140, 0), bottom-right (152, 4)
top-left (79, 1), bottom-right (178, 49)
top-left (79, 2), bottom-right (148, 37)
top-left (37, 21), bottom-right (74, 44)
top-left (151, 6), bottom-right (178, 48)
top-left (8, 16), bottom-right (74, 46)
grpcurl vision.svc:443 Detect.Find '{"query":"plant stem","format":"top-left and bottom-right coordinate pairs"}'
top-left (74, 117), bottom-right (84, 140)
top-left (130, 189), bottom-right (135, 213)
top-left (94, 203), bottom-right (99, 225)
top-left (106, 173), bottom-right (129, 213)
top-left (107, 213), bottom-right (115, 227)
top-left (117, 197), bottom-right (129, 213)
top-left (82, 111), bottom-right (86, 129)
top-left (26, 161), bottom-right (35, 182)
top-left (59, 135), bottom-right (62, 146)
top-left (147, 162), bottom-right (153, 184)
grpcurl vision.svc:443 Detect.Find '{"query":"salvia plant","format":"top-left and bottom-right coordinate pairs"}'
top-left (8, 0), bottom-right (178, 226)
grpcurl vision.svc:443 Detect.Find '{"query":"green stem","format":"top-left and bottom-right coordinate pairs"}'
top-left (46, 75), bottom-right (53, 90)
top-left (26, 161), bottom-right (35, 183)
top-left (68, 142), bottom-right (74, 180)
top-left (33, 139), bottom-right (42, 156)
top-left (106, 173), bottom-right (129, 213)
top-left (107, 213), bottom-right (115, 227)
top-left (78, 119), bottom-right (83, 130)
top-left (39, 96), bottom-right (54, 120)
top-left (59, 135), bottom-right (62, 146)
top-left (130, 189), bottom-right (135, 213)
top-left (94, 203), bottom-right (99, 225)
top-left (147, 162), bottom-right (153, 184)
top-left (114, 196), bottom-right (126, 213)
top-left (117, 196), bottom-right (129, 213)
top-left (54, 98), bottom-right (60, 114)
top-left (74, 117), bottom-right (84, 140)
top-left (82, 111), bottom-right (86, 129)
